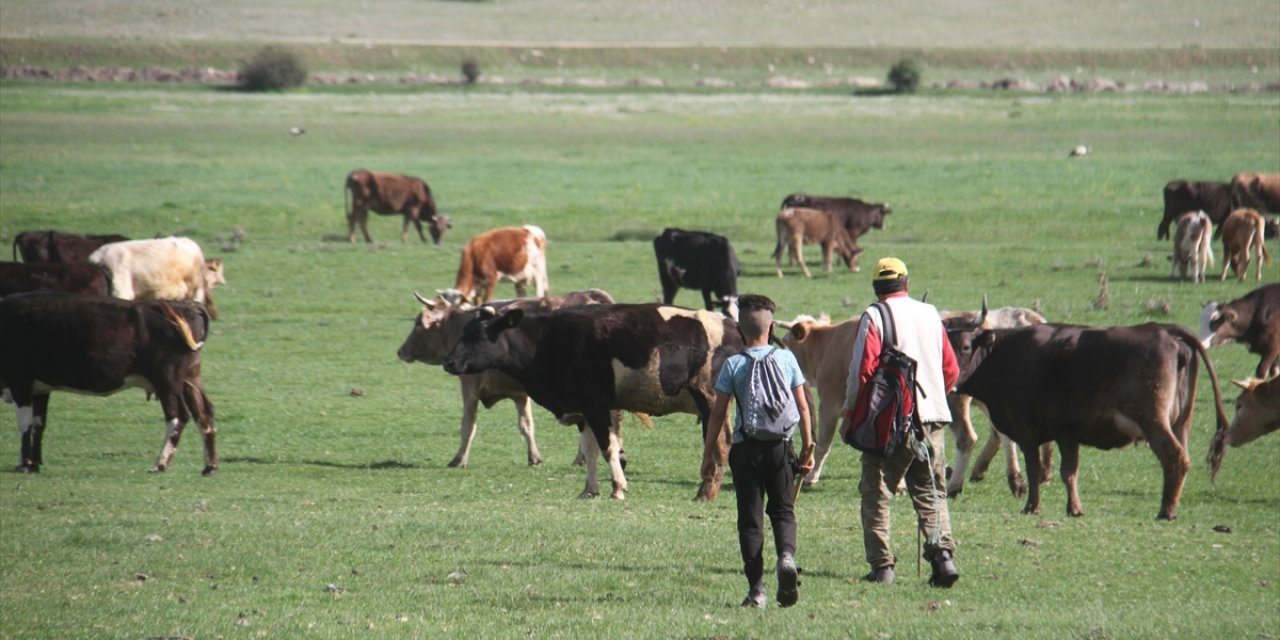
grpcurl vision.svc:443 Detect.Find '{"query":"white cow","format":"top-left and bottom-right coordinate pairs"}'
top-left (89, 237), bottom-right (224, 319)
top-left (1169, 210), bottom-right (1214, 283)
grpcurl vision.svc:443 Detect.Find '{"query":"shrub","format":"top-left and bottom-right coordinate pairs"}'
top-left (887, 58), bottom-right (922, 94)
top-left (239, 47), bottom-right (307, 91)
top-left (461, 58), bottom-right (481, 85)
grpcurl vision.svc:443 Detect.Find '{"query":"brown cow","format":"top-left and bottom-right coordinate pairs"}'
top-left (774, 207), bottom-right (862, 278)
top-left (1199, 284), bottom-right (1280, 379)
top-left (438, 225), bottom-right (549, 306)
top-left (0, 262), bottom-right (112, 297)
top-left (1158, 180), bottom-right (1233, 240)
top-left (1217, 377), bottom-right (1280, 450)
top-left (344, 169), bottom-right (451, 244)
top-left (1231, 172), bottom-right (1280, 214)
top-left (12, 230), bottom-right (129, 263)
top-left (1218, 208), bottom-right (1272, 282)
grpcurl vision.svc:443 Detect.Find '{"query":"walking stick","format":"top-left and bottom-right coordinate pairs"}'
top-left (917, 516), bottom-right (923, 579)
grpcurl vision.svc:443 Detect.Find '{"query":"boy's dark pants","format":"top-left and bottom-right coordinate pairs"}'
top-left (729, 438), bottom-right (797, 590)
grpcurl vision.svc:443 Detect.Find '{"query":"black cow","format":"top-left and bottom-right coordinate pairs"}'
top-left (1158, 180), bottom-right (1233, 240)
top-left (948, 322), bottom-right (1228, 520)
top-left (653, 228), bottom-right (740, 319)
top-left (12, 230), bottom-right (129, 263)
top-left (1199, 284), bottom-right (1280, 379)
top-left (443, 303), bottom-right (744, 501)
top-left (0, 262), bottom-right (113, 297)
top-left (0, 292), bottom-right (217, 475)
top-left (774, 193), bottom-right (891, 262)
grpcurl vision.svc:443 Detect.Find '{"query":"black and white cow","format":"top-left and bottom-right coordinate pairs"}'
top-left (653, 228), bottom-right (741, 319)
top-left (443, 303), bottom-right (743, 500)
top-left (0, 292), bottom-right (217, 475)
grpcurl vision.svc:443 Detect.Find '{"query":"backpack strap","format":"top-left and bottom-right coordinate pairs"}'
top-left (873, 301), bottom-right (898, 349)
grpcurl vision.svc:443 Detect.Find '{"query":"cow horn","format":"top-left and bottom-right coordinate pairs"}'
top-left (920, 291), bottom-right (928, 304)
top-left (1231, 378), bottom-right (1260, 391)
top-left (975, 293), bottom-right (990, 328)
top-left (414, 290), bottom-right (433, 306)
top-left (160, 302), bottom-right (205, 352)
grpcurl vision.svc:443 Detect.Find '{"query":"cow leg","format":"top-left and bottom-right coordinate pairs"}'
top-left (577, 427), bottom-right (601, 498)
top-left (803, 394), bottom-right (841, 487)
top-left (514, 282), bottom-right (528, 297)
top-left (774, 244), bottom-right (785, 278)
top-left (12, 390), bottom-right (48, 473)
top-left (450, 382), bottom-right (482, 468)
top-left (152, 389), bottom-right (191, 473)
top-left (793, 239), bottom-right (812, 278)
top-left (185, 383), bottom-right (217, 476)
top-left (1150, 423), bottom-right (1191, 521)
top-left (411, 215), bottom-right (429, 243)
top-left (1038, 443), bottom-right (1055, 484)
top-left (1059, 440), bottom-right (1084, 517)
top-left (970, 428), bottom-right (1000, 482)
top-left (1018, 439), bottom-right (1045, 515)
top-left (514, 395), bottom-right (542, 466)
top-left (945, 395), bottom-right (977, 497)
top-left (592, 413), bottom-right (628, 499)
top-left (822, 242), bottom-right (834, 273)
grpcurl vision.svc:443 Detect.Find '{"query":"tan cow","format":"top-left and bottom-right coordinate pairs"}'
top-left (1231, 172), bottom-right (1280, 214)
top-left (439, 225), bottom-right (549, 306)
top-left (1169, 210), bottom-right (1214, 283)
top-left (345, 169), bottom-right (451, 244)
top-left (1219, 208), bottom-right (1272, 282)
top-left (89, 237), bottom-right (224, 320)
top-left (1219, 377), bottom-right (1280, 448)
top-left (774, 207), bottom-right (862, 278)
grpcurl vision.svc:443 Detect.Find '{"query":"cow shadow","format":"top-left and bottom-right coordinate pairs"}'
top-left (221, 456), bottom-right (420, 470)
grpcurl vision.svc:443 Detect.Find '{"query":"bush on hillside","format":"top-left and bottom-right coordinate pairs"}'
top-left (887, 58), bottom-right (922, 94)
top-left (461, 58), bottom-right (481, 85)
top-left (239, 47), bottom-right (307, 91)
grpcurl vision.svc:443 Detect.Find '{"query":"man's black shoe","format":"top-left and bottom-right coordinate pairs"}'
top-left (861, 565), bottom-right (894, 585)
top-left (929, 550), bottom-right (959, 588)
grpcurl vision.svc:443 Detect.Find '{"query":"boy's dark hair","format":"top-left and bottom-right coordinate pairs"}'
top-left (737, 294), bottom-right (777, 341)
top-left (737, 294), bottom-right (776, 315)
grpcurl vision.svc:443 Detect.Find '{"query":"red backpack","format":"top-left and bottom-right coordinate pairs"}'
top-left (840, 302), bottom-right (922, 456)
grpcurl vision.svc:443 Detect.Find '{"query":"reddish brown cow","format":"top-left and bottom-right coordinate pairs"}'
top-left (1218, 377), bottom-right (1280, 449)
top-left (439, 225), bottom-right (549, 306)
top-left (344, 169), bottom-right (451, 244)
top-left (1218, 208), bottom-right (1272, 282)
top-left (12, 230), bottom-right (129, 263)
top-left (774, 207), bottom-right (862, 278)
top-left (1231, 172), bottom-right (1280, 214)
top-left (1199, 284), bottom-right (1280, 379)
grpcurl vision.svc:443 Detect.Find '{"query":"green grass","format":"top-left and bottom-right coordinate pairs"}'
top-left (1, 81), bottom-right (1278, 639)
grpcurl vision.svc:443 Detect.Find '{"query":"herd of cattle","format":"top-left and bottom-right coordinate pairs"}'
top-left (0, 167), bottom-right (1277, 523)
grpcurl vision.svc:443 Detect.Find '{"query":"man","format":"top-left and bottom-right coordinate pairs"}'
top-left (840, 257), bottom-right (960, 588)
top-left (704, 294), bottom-right (815, 608)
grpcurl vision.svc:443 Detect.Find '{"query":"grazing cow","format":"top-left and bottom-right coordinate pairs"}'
top-left (653, 228), bottom-right (740, 319)
top-left (1217, 377), bottom-right (1280, 451)
top-left (1169, 210), bottom-right (1214, 283)
top-left (0, 262), bottom-right (112, 297)
top-left (12, 230), bottom-right (129, 263)
top-left (443, 303), bottom-right (743, 501)
top-left (1231, 172), bottom-right (1280, 215)
top-left (438, 225), bottom-right (548, 306)
top-left (397, 289), bottom-right (615, 468)
top-left (779, 193), bottom-right (893, 244)
top-left (1158, 180), bottom-right (1233, 240)
top-left (773, 207), bottom-right (862, 278)
top-left (1199, 284), bottom-right (1280, 379)
top-left (0, 292), bottom-right (216, 475)
top-left (89, 237), bottom-right (224, 320)
top-left (948, 322), bottom-right (1229, 520)
top-left (344, 168), bottom-right (452, 244)
top-left (939, 299), bottom-right (1054, 498)
top-left (1217, 208), bottom-right (1272, 282)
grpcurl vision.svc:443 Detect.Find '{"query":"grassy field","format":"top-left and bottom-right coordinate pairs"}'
top-left (0, 78), bottom-right (1277, 639)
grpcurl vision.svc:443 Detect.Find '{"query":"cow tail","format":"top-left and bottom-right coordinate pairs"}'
top-left (1256, 215), bottom-right (1273, 266)
top-left (160, 302), bottom-right (206, 352)
top-left (1177, 326), bottom-right (1230, 481)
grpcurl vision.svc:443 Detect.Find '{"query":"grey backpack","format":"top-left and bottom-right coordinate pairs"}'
top-left (738, 348), bottom-right (800, 441)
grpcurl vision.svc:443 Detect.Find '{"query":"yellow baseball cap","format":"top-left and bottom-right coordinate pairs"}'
top-left (873, 257), bottom-right (908, 281)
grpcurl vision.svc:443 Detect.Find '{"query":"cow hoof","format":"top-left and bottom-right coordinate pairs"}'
top-left (1021, 505), bottom-right (1041, 515)
top-left (1009, 474), bottom-right (1027, 498)
top-left (1068, 510), bottom-right (1084, 518)
top-left (149, 465), bottom-right (167, 473)
top-left (447, 458), bottom-right (467, 468)
top-left (527, 457), bottom-right (542, 466)
top-left (1156, 511), bottom-right (1177, 521)
top-left (578, 490), bottom-right (600, 499)
top-left (14, 464), bottom-right (38, 474)
top-left (202, 466), bottom-right (218, 477)
top-left (610, 491), bottom-right (626, 501)
top-left (945, 486), bottom-right (962, 499)
top-left (970, 471), bottom-right (986, 482)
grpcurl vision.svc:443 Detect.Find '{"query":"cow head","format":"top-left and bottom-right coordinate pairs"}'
top-left (204, 259), bottom-right (226, 288)
top-left (428, 214), bottom-right (452, 245)
top-left (834, 231), bottom-right (864, 272)
top-left (1198, 301), bottom-right (1239, 348)
top-left (947, 327), bottom-right (998, 386)
top-left (870, 204), bottom-right (892, 229)
top-left (1226, 377), bottom-right (1280, 447)
top-left (397, 291), bottom-right (463, 365)
top-left (443, 306), bottom-right (527, 376)
top-left (436, 287), bottom-right (475, 308)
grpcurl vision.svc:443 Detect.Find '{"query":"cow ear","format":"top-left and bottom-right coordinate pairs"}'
top-left (791, 323), bottom-right (810, 341)
top-left (979, 330), bottom-right (997, 349)
top-left (500, 308), bottom-right (524, 328)
top-left (478, 305), bottom-right (497, 319)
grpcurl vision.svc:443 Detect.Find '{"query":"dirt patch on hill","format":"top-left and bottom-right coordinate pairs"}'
top-left (4, 64), bottom-right (1278, 93)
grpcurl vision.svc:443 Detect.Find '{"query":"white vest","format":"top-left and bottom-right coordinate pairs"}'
top-left (844, 296), bottom-right (953, 424)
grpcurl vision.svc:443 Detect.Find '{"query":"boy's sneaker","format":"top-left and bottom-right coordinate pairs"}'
top-left (776, 554), bottom-right (799, 607)
top-left (741, 586), bottom-right (767, 609)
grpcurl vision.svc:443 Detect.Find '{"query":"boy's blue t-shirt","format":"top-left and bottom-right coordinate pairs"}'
top-left (715, 346), bottom-right (806, 444)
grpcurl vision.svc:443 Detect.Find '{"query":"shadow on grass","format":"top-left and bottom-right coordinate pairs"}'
top-left (222, 456), bottom-right (420, 470)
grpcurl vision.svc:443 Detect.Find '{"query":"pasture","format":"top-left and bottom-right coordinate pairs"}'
top-left (0, 79), bottom-right (1278, 639)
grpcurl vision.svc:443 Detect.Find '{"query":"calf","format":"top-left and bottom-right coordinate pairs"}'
top-left (1218, 208), bottom-right (1272, 282)
top-left (0, 292), bottom-right (216, 474)
top-left (1217, 377), bottom-right (1280, 450)
top-left (779, 193), bottom-right (892, 242)
top-left (773, 207), bottom-right (862, 278)
top-left (439, 225), bottom-right (548, 306)
top-left (653, 228), bottom-right (740, 319)
top-left (0, 262), bottom-right (112, 297)
top-left (397, 289), bottom-right (615, 468)
top-left (1199, 284), bottom-right (1280, 379)
top-left (88, 237), bottom-right (224, 319)
top-left (1158, 180), bottom-right (1233, 240)
top-left (12, 230), bottom-right (129, 263)
top-left (443, 303), bottom-right (743, 501)
top-left (345, 168), bottom-right (451, 244)
top-left (1169, 210), bottom-right (1214, 283)
top-left (949, 322), bottom-right (1228, 520)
